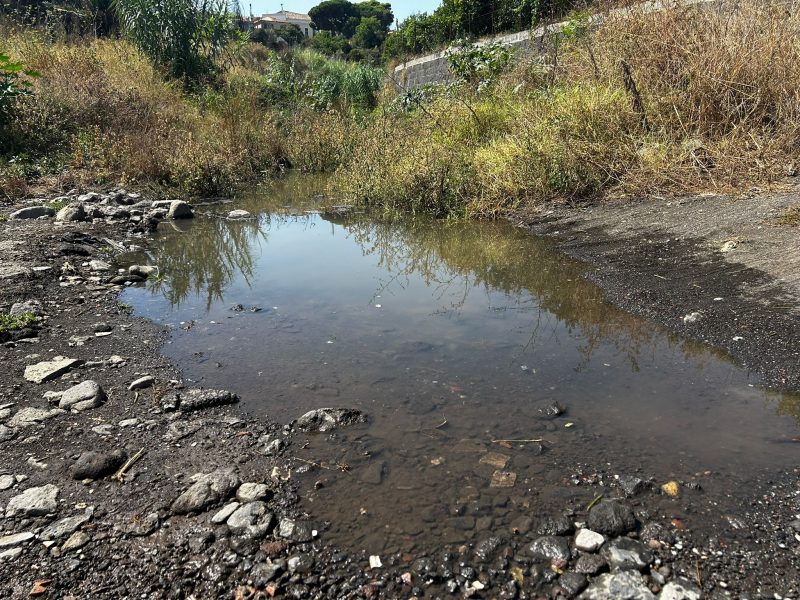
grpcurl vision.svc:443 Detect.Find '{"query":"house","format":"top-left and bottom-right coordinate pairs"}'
top-left (250, 10), bottom-right (316, 38)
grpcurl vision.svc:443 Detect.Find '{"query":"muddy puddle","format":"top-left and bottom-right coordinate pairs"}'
top-left (123, 176), bottom-right (800, 557)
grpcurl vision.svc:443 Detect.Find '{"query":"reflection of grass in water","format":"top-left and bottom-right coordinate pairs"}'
top-left (334, 213), bottom-right (719, 372)
top-left (775, 391), bottom-right (800, 427)
top-left (148, 216), bottom-right (268, 309)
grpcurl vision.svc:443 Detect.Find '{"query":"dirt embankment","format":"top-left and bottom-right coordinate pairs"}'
top-left (512, 183), bottom-right (800, 391)
top-left (1, 187), bottom-right (799, 599)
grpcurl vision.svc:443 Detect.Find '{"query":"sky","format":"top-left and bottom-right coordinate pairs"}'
top-left (244, 1), bottom-right (441, 24)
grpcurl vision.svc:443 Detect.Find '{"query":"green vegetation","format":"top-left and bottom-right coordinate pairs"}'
top-left (0, 312), bottom-right (37, 333)
top-left (308, 0), bottom-right (394, 61)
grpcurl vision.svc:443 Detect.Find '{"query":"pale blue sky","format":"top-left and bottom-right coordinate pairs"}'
top-left (244, 1), bottom-right (441, 24)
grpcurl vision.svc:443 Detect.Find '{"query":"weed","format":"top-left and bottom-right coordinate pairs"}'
top-left (0, 312), bottom-right (37, 333)
top-left (775, 207), bottom-right (800, 227)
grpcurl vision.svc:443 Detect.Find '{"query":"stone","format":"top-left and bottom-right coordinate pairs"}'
top-left (0, 475), bottom-right (14, 490)
top-left (24, 356), bottom-right (82, 384)
top-left (71, 450), bottom-right (127, 480)
top-left (261, 438), bottom-right (286, 456)
top-left (93, 322), bottom-right (112, 333)
top-left (228, 210), bottom-right (251, 219)
top-left (478, 452), bottom-right (509, 469)
top-left (5, 484), bottom-right (59, 517)
top-left (278, 519), bottom-right (316, 542)
top-left (88, 259), bottom-right (112, 272)
top-left (56, 203), bottom-right (87, 222)
top-left (537, 515), bottom-right (574, 536)
top-left (0, 532), bottom-right (34, 548)
top-left (0, 425), bottom-right (16, 442)
top-left (578, 570), bottom-right (655, 599)
top-left (528, 536), bottom-right (571, 562)
top-left (658, 578), bottom-right (701, 600)
top-left (661, 481), bottom-right (680, 497)
top-left (474, 536), bottom-right (504, 561)
top-left (295, 408), bottom-right (367, 432)
top-left (538, 401), bottom-right (565, 418)
top-left (574, 554), bottom-right (607, 575)
top-left (489, 470), bottom-right (516, 488)
top-left (575, 528), bottom-right (605, 552)
top-left (59, 380), bottom-right (106, 411)
top-left (40, 513), bottom-right (91, 541)
top-left (128, 375), bottom-right (154, 390)
top-left (0, 548), bottom-right (22, 561)
top-left (61, 531), bottom-right (89, 552)
top-left (10, 300), bottom-right (43, 316)
top-left (587, 501), bottom-right (637, 536)
top-left (167, 200), bottom-right (194, 219)
top-left (236, 483), bottom-right (270, 503)
top-left (251, 561), bottom-right (283, 586)
top-left (226, 502), bottom-right (274, 539)
top-left (619, 475), bottom-right (648, 497)
top-left (10, 206), bottom-right (54, 219)
top-left (287, 554), bottom-right (314, 574)
top-left (160, 388), bottom-right (239, 412)
top-left (7, 407), bottom-right (63, 428)
top-left (601, 538), bottom-right (652, 571)
top-left (123, 512), bottom-right (160, 537)
top-left (559, 572), bottom-right (588, 597)
top-left (171, 469), bottom-right (240, 515)
top-left (129, 265), bottom-right (157, 278)
top-left (211, 502), bottom-right (240, 525)
top-left (0, 263), bottom-right (31, 279)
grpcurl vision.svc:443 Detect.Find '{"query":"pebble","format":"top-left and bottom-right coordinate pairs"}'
top-left (128, 375), bottom-right (155, 391)
top-left (236, 483), bottom-right (270, 503)
top-left (0, 475), bottom-right (14, 490)
top-left (171, 469), bottom-right (240, 515)
top-left (24, 356), bottom-right (82, 384)
top-left (575, 528), bottom-right (605, 552)
top-left (211, 502), bottom-right (240, 524)
top-left (61, 531), bottom-right (89, 552)
top-left (5, 484), bottom-right (60, 517)
top-left (0, 532), bottom-right (34, 548)
top-left (58, 380), bottom-right (106, 411)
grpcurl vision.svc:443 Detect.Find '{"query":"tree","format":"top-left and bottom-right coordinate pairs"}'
top-left (310, 30), bottom-right (351, 56)
top-left (354, 0), bottom-right (393, 30)
top-left (352, 15), bottom-right (384, 49)
top-left (112, 0), bottom-right (244, 80)
top-left (308, 0), bottom-right (359, 36)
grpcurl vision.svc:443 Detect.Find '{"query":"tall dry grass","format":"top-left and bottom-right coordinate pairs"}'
top-left (333, 0), bottom-right (800, 217)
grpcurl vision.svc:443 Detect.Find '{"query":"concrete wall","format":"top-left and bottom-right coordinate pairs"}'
top-left (392, 0), bottom-right (716, 91)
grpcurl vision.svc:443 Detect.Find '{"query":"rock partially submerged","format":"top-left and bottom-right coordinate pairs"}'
top-left (161, 388), bottom-right (239, 412)
top-left (294, 408), bottom-right (367, 432)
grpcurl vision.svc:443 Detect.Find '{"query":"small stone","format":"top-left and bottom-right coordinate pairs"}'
top-left (574, 554), bottom-right (607, 575)
top-left (0, 547), bottom-right (22, 561)
top-left (172, 469), bottom-right (240, 515)
top-left (56, 203), bottom-right (87, 222)
top-left (278, 519), bottom-right (316, 542)
top-left (89, 259), bottom-right (112, 272)
top-left (59, 380), bottom-right (106, 411)
top-left (479, 452), bottom-right (509, 469)
top-left (601, 538), bottom-right (652, 571)
top-left (211, 502), bottom-right (240, 524)
top-left (92, 424), bottom-right (114, 436)
top-left (226, 502), bottom-right (274, 539)
top-left (658, 577), bottom-right (701, 600)
top-left (5, 484), bottom-right (59, 517)
top-left (128, 375), bottom-right (154, 391)
top-left (7, 407), bottom-right (63, 428)
top-left (0, 475), bottom-right (14, 490)
top-left (236, 483), bottom-right (270, 503)
top-left (40, 513), bottom-right (91, 541)
top-left (0, 532), bottom-right (34, 548)
top-left (118, 418), bottom-right (139, 428)
top-left (575, 529), bottom-right (605, 552)
top-left (24, 356), bottom-right (82, 383)
top-left (528, 536), bottom-right (571, 562)
top-left (294, 408), bottom-right (367, 432)
top-left (167, 200), bottom-right (194, 219)
top-left (61, 531), bottom-right (89, 552)
top-left (93, 322), bottom-right (112, 333)
top-left (228, 210), bottom-right (251, 219)
top-left (559, 572), bottom-right (588, 597)
top-left (10, 300), bottom-right (43, 316)
top-left (10, 206), bottom-right (54, 219)
top-left (161, 388), bottom-right (239, 412)
top-left (129, 265), bottom-right (157, 278)
top-left (661, 481), bottom-right (680, 497)
top-left (490, 470), bottom-right (517, 488)
top-left (71, 450), bottom-right (127, 480)
top-left (619, 475), bottom-right (648, 497)
top-left (579, 570), bottom-right (655, 599)
top-left (537, 514), bottom-right (574, 536)
top-left (587, 501), bottom-right (637, 536)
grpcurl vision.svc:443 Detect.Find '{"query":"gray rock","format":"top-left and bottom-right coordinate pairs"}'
top-left (528, 536), bottom-right (571, 562)
top-left (211, 502), bottom-right (240, 524)
top-left (0, 263), bottom-right (31, 280)
top-left (128, 375), bottom-right (154, 390)
top-left (124, 512), bottom-right (160, 537)
top-left (575, 553), bottom-right (607, 575)
top-left (474, 536), bottom-right (504, 561)
top-left (587, 501), bottom-right (637, 536)
top-left (0, 532), bottom-right (34, 548)
top-left (287, 554), bottom-right (314, 574)
top-left (7, 407), bottom-right (63, 428)
top-left (10, 206), bottom-right (54, 219)
top-left (71, 450), bottom-right (127, 480)
top-left (228, 210), bottom-right (251, 219)
top-left (129, 265), bottom-right (157, 278)
top-left (236, 483), bottom-right (270, 503)
top-left (56, 203), bottom-right (87, 222)
top-left (24, 356), bottom-right (82, 384)
top-left (537, 514), bottom-right (574, 536)
top-left (575, 528), bottom-right (605, 552)
top-left (40, 512), bottom-right (91, 541)
top-left (601, 538), bottom-right (652, 571)
top-left (0, 425), bottom-right (16, 442)
top-left (278, 519), bottom-right (316, 542)
top-left (61, 531), bottom-right (89, 552)
top-left (226, 501), bottom-right (274, 539)
top-left (0, 548), bottom-right (22, 561)
top-left (171, 469), bottom-right (240, 515)
top-left (10, 300), bottom-right (43, 316)
top-left (559, 572), bottom-right (588, 597)
top-left (578, 570), bottom-right (655, 599)
top-left (261, 437), bottom-right (286, 456)
top-left (6, 484), bottom-right (59, 517)
top-left (658, 578), bottom-right (701, 600)
top-left (251, 561), bottom-right (283, 586)
top-left (89, 259), bottom-right (112, 272)
top-left (619, 475), bottom-right (648, 497)
top-left (295, 408), bottom-right (367, 432)
top-left (167, 200), bottom-right (194, 219)
top-left (0, 475), bottom-right (14, 490)
top-left (162, 388), bottom-right (239, 412)
top-left (58, 380), bottom-right (106, 411)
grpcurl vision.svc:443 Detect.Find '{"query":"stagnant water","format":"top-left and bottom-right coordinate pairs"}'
top-left (123, 176), bottom-right (800, 556)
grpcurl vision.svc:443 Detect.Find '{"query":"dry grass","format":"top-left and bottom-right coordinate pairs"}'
top-left (334, 0), bottom-right (800, 217)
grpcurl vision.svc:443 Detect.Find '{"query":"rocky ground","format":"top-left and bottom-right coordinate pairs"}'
top-left (1, 188), bottom-right (799, 599)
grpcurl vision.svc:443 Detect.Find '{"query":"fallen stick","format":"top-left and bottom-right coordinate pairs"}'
top-left (114, 448), bottom-right (145, 482)
top-left (491, 438), bottom-right (544, 444)
top-left (586, 494), bottom-right (603, 511)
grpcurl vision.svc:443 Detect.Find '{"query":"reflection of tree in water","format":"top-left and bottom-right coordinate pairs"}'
top-left (148, 216), bottom-right (269, 309)
top-left (330, 213), bottom-right (722, 372)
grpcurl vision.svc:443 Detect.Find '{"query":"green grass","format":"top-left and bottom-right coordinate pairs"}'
top-left (0, 312), bottom-right (37, 333)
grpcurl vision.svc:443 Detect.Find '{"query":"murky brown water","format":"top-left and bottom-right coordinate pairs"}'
top-left (123, 176), bottom-right (800, 556)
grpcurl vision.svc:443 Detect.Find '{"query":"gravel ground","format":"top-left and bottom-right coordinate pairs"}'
top-left (0, 187), bottom-right (799, 599)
